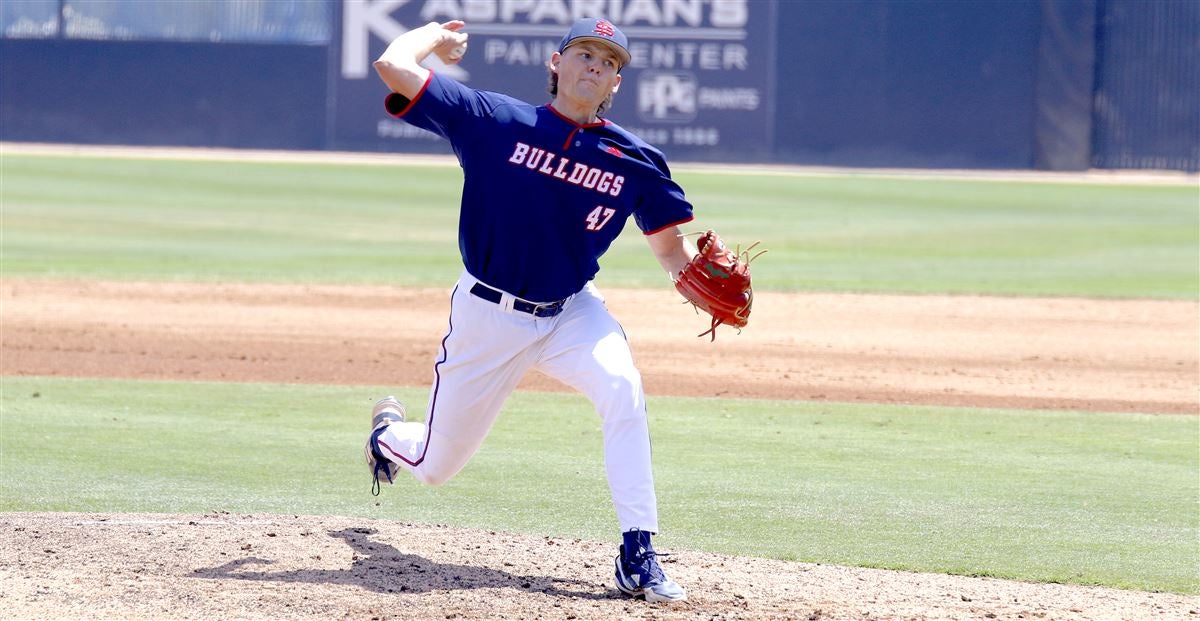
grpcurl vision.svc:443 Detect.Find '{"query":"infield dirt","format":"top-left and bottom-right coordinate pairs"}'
top-left (2, 279), bottom-right (1198, 620)
top-left (4, 279), bottom-right (1197, 413)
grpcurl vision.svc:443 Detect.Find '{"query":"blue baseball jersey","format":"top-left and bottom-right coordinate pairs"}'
top-left (386, 72), bottom-right (694, 302)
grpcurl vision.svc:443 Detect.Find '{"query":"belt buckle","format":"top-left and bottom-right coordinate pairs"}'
top-left (532, 299), bottom-right (563, 317)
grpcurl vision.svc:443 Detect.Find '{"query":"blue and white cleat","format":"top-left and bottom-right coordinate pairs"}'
top-left (614, 529), bottom-right (688, 603)
top-left (365, 396), bottom-right (406, 496)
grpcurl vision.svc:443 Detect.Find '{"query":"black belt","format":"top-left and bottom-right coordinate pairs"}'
top-left (470, 282), bottom-right (568, 318)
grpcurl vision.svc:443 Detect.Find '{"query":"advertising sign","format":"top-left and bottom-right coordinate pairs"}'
top-left (333, 0), bottom-right (775, 160)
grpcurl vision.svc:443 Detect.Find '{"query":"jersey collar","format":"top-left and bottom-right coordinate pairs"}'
top-left (545, 104), bottom-right (611, 150)
top-left (545, 104), bottom-right (610, 129)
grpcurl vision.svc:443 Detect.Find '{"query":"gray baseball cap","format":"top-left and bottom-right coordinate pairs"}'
top-left (557, 18), bottom-right (631, 69)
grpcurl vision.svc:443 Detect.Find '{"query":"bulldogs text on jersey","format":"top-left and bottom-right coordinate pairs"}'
top-left (508, 142), bottom-right (625, 197)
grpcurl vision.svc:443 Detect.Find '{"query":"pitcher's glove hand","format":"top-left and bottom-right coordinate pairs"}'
top-left (674, 230), bottom-right (766, 341)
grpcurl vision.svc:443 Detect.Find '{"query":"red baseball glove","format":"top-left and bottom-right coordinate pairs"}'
top-left (674, 230), bottom-right (765, 341)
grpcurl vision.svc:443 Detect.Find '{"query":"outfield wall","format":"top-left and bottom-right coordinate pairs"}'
top-left (774, 0), bottom-right (1045, 169)
top-left (0, 39), bottom-right (329, 150)
top-left (1, 0), bottom-right (1195, 171)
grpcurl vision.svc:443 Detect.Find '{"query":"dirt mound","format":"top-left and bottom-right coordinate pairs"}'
top-left (2, 512), bottom-right (1195, 620)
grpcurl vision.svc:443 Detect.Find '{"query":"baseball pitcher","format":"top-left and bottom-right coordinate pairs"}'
top-left (363, 17), bottom-right (756, 603)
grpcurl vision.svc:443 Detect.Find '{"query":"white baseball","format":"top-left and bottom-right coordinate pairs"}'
top-left (449, 43), bottom-right (467, 60)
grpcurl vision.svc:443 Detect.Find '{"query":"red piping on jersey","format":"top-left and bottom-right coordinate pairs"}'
top-left (643, 215), bottom-right (695, 236)
top-left (385, 71), bottom-right (433, 117)
top-left (547, 104), bottom-right (610, 150)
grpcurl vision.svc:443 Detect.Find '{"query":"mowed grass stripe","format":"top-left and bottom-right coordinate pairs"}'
top-left (3, 154), bottom-right (1196, 297)
top-left (2, 376), bottom-right (1196, 593)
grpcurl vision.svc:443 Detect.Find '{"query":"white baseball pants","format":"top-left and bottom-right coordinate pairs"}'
top-left (375, 270), bottom-right (659, 533)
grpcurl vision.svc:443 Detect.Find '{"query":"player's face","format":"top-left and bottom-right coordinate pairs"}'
top-left (553, 42), bottom-right (623, 109)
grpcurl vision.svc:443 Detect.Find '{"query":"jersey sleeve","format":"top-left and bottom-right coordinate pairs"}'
top-left (632, 149), bottom-right (695, 235)
top-left (384, 72), bottom-right (492, 144)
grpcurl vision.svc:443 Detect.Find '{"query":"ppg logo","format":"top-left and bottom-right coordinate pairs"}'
top-left (637, 72), bottom-right (698, 122)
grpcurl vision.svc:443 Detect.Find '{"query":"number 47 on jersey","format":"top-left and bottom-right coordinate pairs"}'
top-left (586, 206), bottom-right (616, 231)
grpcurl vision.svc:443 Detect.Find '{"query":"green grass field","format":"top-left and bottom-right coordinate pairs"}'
top-left (1, 152), bottom-right (1198, 594)
top-left (3, 154), bottom-right (1198, 297)
top-left (2, 377), bottom-right (1196, 593)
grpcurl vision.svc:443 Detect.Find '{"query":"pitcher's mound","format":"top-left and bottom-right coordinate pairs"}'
top-left (1, 512), bottom-right (1194, 620)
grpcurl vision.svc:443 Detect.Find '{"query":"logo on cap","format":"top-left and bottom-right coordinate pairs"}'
top-left (559, 17), bottom-right (631, 69)
top-left (594, 20), bottom-right (616, 37)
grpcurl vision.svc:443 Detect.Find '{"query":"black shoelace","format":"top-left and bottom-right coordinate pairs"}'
top-left (627, 549), bottom-right (671, 583)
